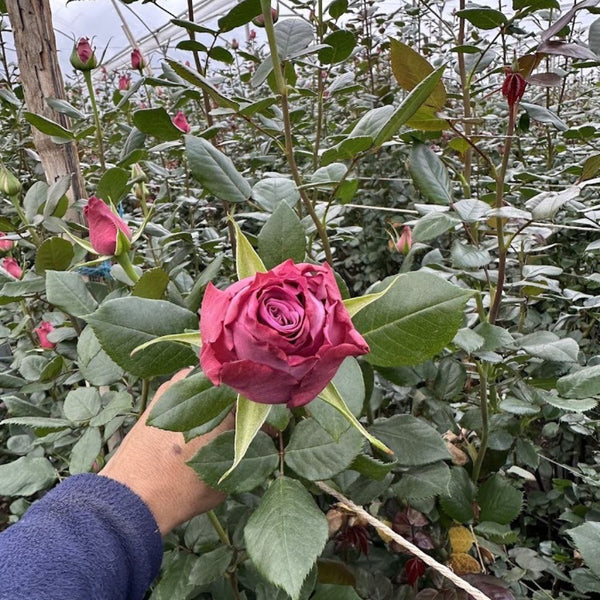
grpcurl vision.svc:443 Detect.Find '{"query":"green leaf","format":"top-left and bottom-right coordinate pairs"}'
top-left (46, 97), bottom-right (86, 120)
top-left (319, 382), bottom-right (392, 455)
top-left (408, 143), bottom-right (452, 204)
top-left (440, 467), bottom-right (476, 522)
top-left (24, 111), bottom-right (74, 139)
top-left (63, 387), bottom-right (102, 421)
top-left (590, 17), bottom-right (600, 56)
top-left (456, 8), bottom-right (507, 29)
top-left (219, 395), bottom-right (271, 483)
top-left (369, 415), bottom-right (451, 466)
top-left (353, 272), bottom-right (472, 367)
top-left (188, 430), bottom-right (278, 493)
top-left (186, 135), bottom-right (251, 203)
top-left (0, 456), bottom-right (57, 496)
top-left (133, 108), bottom-right (183, 141)
top-left (276, 18), bottom-right (314, 60)
top-left (148, 372), bottom-right (236, 431)
top-left (478, 474), bottom-right (523, 524)
top-left (44, 176), bottom-right (71, 218)
top-left (313, 584), bottom-right (361, 600)
top-left (319, 31), bottom-right (356, 64)
top-left (171, 18), bottom-right (216, 35)
top-left (86, 298), bottom-right (199, 378)
top-left (232, 218), bottom-right (267, 279)
top-left (89, 392), bottom-right (132, 427)
top-left (350, 454), bottom-right (397, 480)
top-left (538, 390), bottom-right (597, 413)
top-left (518, 331), bottom-right (579, 362)
top-left (35, 237), bottom-right (74, 275)
top-left (258, 202), bottom-right (306, 269)
top-left (188, 546), bottom-right (234, 586)
top-left (321, 136), bottom-right (372, 166)
top-left (284, 419), bottom-right (364, 481)
top-left (186, 254), bottom-right (224, 312)
top-left (46, 270), bottom-right (97, 317)
top-left (412, 212), bottom-right (460, 242)
top-left (218, 0), bottom-right (261, 31)
top-left (568, 522), bottom-right (600, 578)
top-left (70, 427), bottom-right (102, 474)
top-left (521, 102), bottom-right (567, 131)
top-left (132, 267), bottom-right (170, 299)
top-left (374, 65), bottom-right (446, 145)
top-left (244, 477), bottom-right (328, 600)
top-left (557, 365), bottom-right (600, 399)
top-left (252, 177), bottom-right (300, 211)
top-left (130, 332), bottom-right (201, 356)
top-left (97, 167), bottom-right (131, 204)
top-left (393, 461), bottom-right (452, 500)
top-left (0, 417), bottom-right (71, 430)
top-left (474, 322), bottom-right (514, 352)
top-left (343, 275), bottom-right (399, 318)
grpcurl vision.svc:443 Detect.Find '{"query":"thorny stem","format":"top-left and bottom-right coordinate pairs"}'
top-left (84, 70), bottom-right (106, 171)
top-left (471, 362), bottom-right (489, 483)
top-left (260, 0), bottom-right (333, 265)
top-left (457, 0), bottom-right (473, 196)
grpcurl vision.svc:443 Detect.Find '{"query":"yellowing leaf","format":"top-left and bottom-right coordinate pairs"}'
top-left (447, 552), bottom-right (481, 575)
top-left (449, 526), bottom-right (475, 553)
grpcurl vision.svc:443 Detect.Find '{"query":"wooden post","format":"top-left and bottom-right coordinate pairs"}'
top-left (7, 0), bottom-right (86, 212)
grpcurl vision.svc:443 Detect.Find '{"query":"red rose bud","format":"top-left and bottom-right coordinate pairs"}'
top-left (0, 232), bottom-right (13, 251)
top-left (1, 257), bottom-right (22, 279)
top-left (502, 69), bottom-right (527, 108)
top-left (118, 73), bottom-right (131, 91)
top-left (172, 111), bottom-right (191, 133)
top-left (35, 321), bottom-right (56, 350)
top-left (131, 48), bottom-right (146, 71)
top-left (70, 37), bottom-right (97, 71)
top-left (252, 7), bottom-right (278, 27)
top-left (396, 225), bottom-right (412, 255)
top-left (83, 196), bottom-right (132, 256)
top-left (249, 29), bottom-right (257, 40)
top-left (200, 260), bottom-right (369, 408)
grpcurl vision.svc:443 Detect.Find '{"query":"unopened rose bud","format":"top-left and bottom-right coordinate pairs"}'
top-left (118, 73), bottom-right (131, 91)
top-left (0, 232), bottom-right (13, 251)
top-left (70, 37), bottom-right (98, 71)
top-left (172, 110), bottom-right (191, 133)
top-left (131, 48), bottom-right (146, 71)
top-left (249, 29), bottom-right (257, 40)
top-left (1, 257), bottom-right (22, 279)
top-left (253, 7), bottom-right (278, 27)
top-left (130, 162), bottom-right (147, 182)
top-left (501, 68), bottom-right (527, 108)
top-left (396, 225), bottom-right (412, 255)
top-left (231, 38), bottom-right (239, 50)
top-left (0, 164), bottom-right (22, 197)
top-left (34, 321), bottom-right (56, 350)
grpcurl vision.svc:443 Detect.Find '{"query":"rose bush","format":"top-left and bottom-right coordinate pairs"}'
top-left (200, 260), bottom-right (369, 408)
top-left (83, 195), bottom-right (132, 256)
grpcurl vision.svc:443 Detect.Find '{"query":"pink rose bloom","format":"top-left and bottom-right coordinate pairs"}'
top-left (131, 48), bottom-right (145, 70)
top-left (118, 73), bottom-right (131, 91)
top-left (2, 257), bottom-right (22, 279)
top-left (200, 260), bottom-right (369, 408)
top-left (35, 321), bottom-right (56, 350)
top-left (83, 196), bottom-right (132, 256)
top-left (0, 232), bottom-right (13, 251)
top-left (172, 111), bottom-right (191, 133)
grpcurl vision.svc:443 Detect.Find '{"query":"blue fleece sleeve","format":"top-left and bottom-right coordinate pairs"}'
top-left (0, 474), bottom-right (163, 600)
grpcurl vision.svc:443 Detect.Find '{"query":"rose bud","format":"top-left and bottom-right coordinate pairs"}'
top-left (396, 225), bottom-right (412, 255)
top-left (200, 260), bottom-right (369, 408)
top-left (0, 232), bottom-right (13, 251)
top-left (231, 38), bottom-right (239, 50)
top-left (1, 257), bottom-right (22, 279)
top-left (83, 196), bottom-right (132, 256)
top-left (34, 321), bottom-right (56, 350)
top-left (131, 48), bottom-right (146, 71)
top-left (253, 7), bottom-right (279, 27)
top-left (70, 37), bottom-right (98, 71)
top-left (0, 164), bottom-right (22, 197)
top-left (249, 29), bottom-right (257, 40)
top-left (502, 68), bottom-right (527, 108)
top-left (118, 73), bottom-right (131, 91)
top-left (172, 110), bottom-right (191, 133)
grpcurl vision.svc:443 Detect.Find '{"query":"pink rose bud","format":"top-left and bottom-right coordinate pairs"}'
top-left (396, 226), bottom-right (412, 255)
top-left (231, 38), bottom-right (239, 50)
top-left (253, 7), bottom-right (278, 27)
top-left (35, 321), bottom-right (56, 350)
top-left (83, 196), bottom-right (132, 256)
top-left (1, 257), bottom-right (22, 279)
top-left (70, 37), bottom-right (98, 71)
top-left (501, 68), bottom-right (527, 108)
top-left (118, 73), bottom-right (131, 91)
top-left (0, 232), bottom-right (13, 251)
top-left (172, 111), bottom-right (191, 133)
top-left (200, 260), bottom-right (369, 408)
top-left (131, 48), bottom-right (146, 71)
top-left (249, 29), bottom-right (257, 40)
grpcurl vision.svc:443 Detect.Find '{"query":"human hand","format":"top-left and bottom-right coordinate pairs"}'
top-left (100, 369), bottom-right (234, 535)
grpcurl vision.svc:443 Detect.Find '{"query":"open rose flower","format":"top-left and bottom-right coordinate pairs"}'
top-left (200, 260), bottom-right (369, 408)
top-left (83, 196), bottom-right (132, 256)
top-left (35, 321), bottom-right (56, 350)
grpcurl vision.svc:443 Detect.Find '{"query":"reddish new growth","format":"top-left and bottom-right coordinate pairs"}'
top-left (501, 68), bottom-right (527, 108)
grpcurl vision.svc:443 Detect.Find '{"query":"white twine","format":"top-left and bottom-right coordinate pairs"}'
top-left (316, 481), bottom-right (492, 600)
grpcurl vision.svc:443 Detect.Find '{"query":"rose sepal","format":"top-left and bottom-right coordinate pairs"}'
top-left (318, 382), bottom-right (393, 455)
top-left (130, 204), bottom-right (155, 245)
top-left (343, 275), bottom-right (400, 318)
top-left (218, 394), bottom-right (271, 483)
top-left (230, 217), bottom-right (267, 278)
top-left (59, 225), bottom-right (97, 254)
top-left (130, 331), bottom-right (202, 357)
